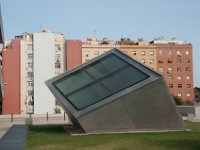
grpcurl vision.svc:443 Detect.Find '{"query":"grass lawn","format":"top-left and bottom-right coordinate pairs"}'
top-left (25, 122), bottom-right (200, 150)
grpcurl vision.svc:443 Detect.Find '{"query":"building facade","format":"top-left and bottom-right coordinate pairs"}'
top-left (2, 30), bottom-right (66, 114)
top-left (81, 37), bottom-right (194, 101)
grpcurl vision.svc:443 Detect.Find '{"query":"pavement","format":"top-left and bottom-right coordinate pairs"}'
top-left (0, 125), bottom-right (28, 150)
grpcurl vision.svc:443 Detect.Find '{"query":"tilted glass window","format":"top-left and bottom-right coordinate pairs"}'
top-left (53, 54), bottom-right (149, 110)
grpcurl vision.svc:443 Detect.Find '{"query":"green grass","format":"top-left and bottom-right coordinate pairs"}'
top-left (26, 122), bottom-right (200, 150)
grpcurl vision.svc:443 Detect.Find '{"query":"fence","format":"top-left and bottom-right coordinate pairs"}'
top-left (0, 113), bottom-right (70, 125)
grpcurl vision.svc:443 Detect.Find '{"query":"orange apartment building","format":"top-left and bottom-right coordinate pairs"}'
top-left (80, 37), bottom-right (194, 101)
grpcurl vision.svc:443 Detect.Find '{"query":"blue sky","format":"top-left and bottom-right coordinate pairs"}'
top-left (1, 0), bottom-right (200, 87)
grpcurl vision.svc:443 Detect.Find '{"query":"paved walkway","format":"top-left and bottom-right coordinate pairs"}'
top-left (0, 125), bottom-right (28, 150)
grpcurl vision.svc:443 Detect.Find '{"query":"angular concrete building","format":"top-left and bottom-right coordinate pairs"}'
top-left (46, 48), bottom-right (184, 133)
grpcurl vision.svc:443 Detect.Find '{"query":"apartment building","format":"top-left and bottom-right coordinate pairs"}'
top-left (154, 39), bottom-right (194, 100)
top-left (2, 30), bottom-right (65, 114)
top-left (80, 37), bottom-right (194, 101)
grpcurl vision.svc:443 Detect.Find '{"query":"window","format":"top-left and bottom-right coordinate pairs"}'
top-left (177, 76), bottom-right (182, 80)
top-left (27, 62), bottom-right (33, 68)
top-left (27, 72), bottom-right (33, 78)
top-left (55, 54), bottom-right (60, 62)
top-left (28, 82), bottom-right (34, 87)
top-left (177, 67), bottom-right (181, 72)
top-left (169, 84), bottom-right (173, 88)
top-left (158, 60), bottom-right (163, 63)
top-left (186, 58), bottom-right (190, 63)
top-left (132, 51), bottom-right (136, 55)
top-left (141, 59), bottom-right (145, 64)
top-left (168, 67), bottom-right (172, 72)
top-left (140, 51), bottom-right (145, 55)
top-left (55, 44), bottom-right (61, 50)
top-left (54, 54), bottom-right (149, 110)
top-left (177, 51), bottom-right (181, 55)
top-left (168, 50), bottom-right (172, 55)
top-left (178, 84), bottom-right (182, 88)
top-left (84, 51), bottom-right (89, 57)
top-left (159, 50), bottom-right (163, 55)
top-left (123, 51), bottom-right (127, 54)
top-left (159, 68), bottom-right (163, 73)
top-left (27, 54), bottom-right (33, 59)
top-left (27, 44), bottom-right (33, 50)
top-left (150, 51), bottom-right (154, 55)
top-left (178, 93), bottom-right (182, 97)
top-left (94, 51), bottom-right (99, 56)
top-left (177, 58), bottom-right (181, 63)
top-left (150, 59), bottom-right (154, 64)
top-left (186, 93), bottom-right (191, 97)
top-left (186, 84), bottom-right (191, 88)
top-left (55, 62), bottom-right (61, 68)
top-left (28, 90), bottom-right (33, 96)
top-left (168, 59), bottom-right (172, 63)
top-left (168, 76), bottom-right (173, 80)
top-left (186, 67), bottom-right (190, 72)
top-left (186, 76), bottom-right (190, 80)
top-left (186, 51), bottom-right (190, 55)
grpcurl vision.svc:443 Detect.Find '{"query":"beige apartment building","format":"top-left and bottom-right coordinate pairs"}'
top-left (82, 38), bottom-right (157, 70)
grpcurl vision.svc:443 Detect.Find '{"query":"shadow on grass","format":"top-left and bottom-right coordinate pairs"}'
top-left (151, 139), bottom-right (200, 150)
top-left (28, 124), bottom-right (71, 134)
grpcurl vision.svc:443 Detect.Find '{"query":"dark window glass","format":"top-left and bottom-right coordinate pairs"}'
top-left (101, 66), bottom-right (148, 93)
top-left (86, 55), bottom-right (127, 79)
top-left (68, 83), bottom-right (110, 110)
top-left (54, 54), bottom-right (149, 110)
top-left (55, 71), bottom-right (94, 95)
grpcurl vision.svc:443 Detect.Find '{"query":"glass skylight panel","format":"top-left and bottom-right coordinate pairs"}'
top-left (53, 53), bottom-right (149, 110)
top-left (67, 83), bottom-right (110, 110)
top-left (85, 55), bottom-right (127, 79)
top-left (100, 65), bottom-right (149, 93)
top-left (54, 71), bottom-right (94, 95)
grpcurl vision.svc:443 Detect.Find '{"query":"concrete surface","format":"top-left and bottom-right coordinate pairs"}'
top-left (0, 125), bottom-right (28, 150)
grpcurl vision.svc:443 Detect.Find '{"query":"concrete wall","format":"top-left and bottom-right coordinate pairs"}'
top-left (33, 32), bottom-right (55, 114)
top-left (78, 78), bottom-right (184, 133)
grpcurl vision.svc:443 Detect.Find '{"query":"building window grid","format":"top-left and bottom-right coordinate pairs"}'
top-left (177, 67), bottom-right (181, 72)
top-left (159, 68), bottom-right (163, 73)
top-left (178, 84), bottom-right (182, 88)
top-left (169, 84), bottom-right (173, 88)
top-left (168, 76), bottom-right (173, 80)
top-left (178, 92), bottom-right (182, 97)
top-left (149, 51), bottom-right (154, 55)
top-left (94, 51), bottom-right (99, 56)
top-left (186, 76), bottom-right (190, 80)
top-left (132, 51), bottom-right (136, 55)
top-left (186, 67), bottom-right (190, 72)
top-left (186, 93), bottom-right (191, 97)
top-left (186, 50), bottom-right (190, 55)
top-left (150, 59), bottom-right (154, 64)
top-left (168, 50), bottom-right (173, 55)
top-left (140, 51), bottom-right (145, 55)
top-left (159, 50), bottom-right (163, 55)
top-left (141, 59), bottom-right (145, 64)
top-left (177, 76), bottom-right (182, 80)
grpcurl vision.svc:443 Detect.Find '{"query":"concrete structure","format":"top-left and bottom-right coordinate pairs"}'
top-left (2, 30), bottom-right (66, 114)
top-left (81, 37), bottom-right (194, 101)
top-left (46, 48), bottom-right (184, 133)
